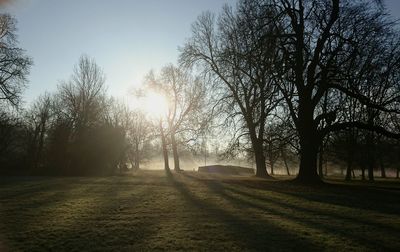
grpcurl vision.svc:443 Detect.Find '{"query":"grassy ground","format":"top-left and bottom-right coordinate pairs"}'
top-left (0, 171), bottom-right (399, 251)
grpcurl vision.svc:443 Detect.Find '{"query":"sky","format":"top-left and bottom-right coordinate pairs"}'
top-left (1, 0), bottom-right (230, 105)
top-left (1, 0), bottom-right (400, 106)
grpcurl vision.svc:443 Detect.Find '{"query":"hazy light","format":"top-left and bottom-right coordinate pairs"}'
top-left (127, 90), bottom-right (168, 119)
top-left (144, 91), bottom-right (169, 119)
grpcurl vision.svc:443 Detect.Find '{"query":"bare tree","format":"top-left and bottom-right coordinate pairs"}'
top-left (0, 108), bottom-right (23, 171)
top-left (180, 3), bottom-right (281, 177)
top-left (264, 0), bottom-right (400, 183)
top-left (24, 93), bottom-right (53, 173)
top-left (59, 55), bottom-right (106, 134)
top-left (146, 65), bottom-right (206, 172)
top-left (161, 65), bottom-right (205, 171)
top-left (0, 14), bottom-right (32, 106)
top-left (55, 55), bottom-right (119, 175)
top-left (107, 100), bottom-right (151, 171)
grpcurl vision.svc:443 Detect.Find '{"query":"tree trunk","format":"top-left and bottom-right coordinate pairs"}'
top-left (296, 142), bottom-right (320, 183)
top-left (295, 102), bottom-right (321, 184)
top-left (361, 164), bottom-right (366, 181)
top-left (270, 160), bottom-right (274, 175)
top-left (160, 122), bottom-right (170, 171)
top-left (248, 123), bottom-right (270, 178)
top-left (366, 132), bottom-right (375, 181)
top-left (281, 149), bottom-right (291, 176)
top-left (318, 144), bottom-right (324, 179)
top-left (345, 146), bottom-right (354, 181)
top-left (379, 155), bottom-right (386, 178)
top-left (170, 130), bottom-right (181, 172)
top-left (34, 122), bottom-right (46, 171)
top-left (324, 160), bottom-right (328, 176)
top-left (134, 152), bottom-right (140, 170)
top-left (345, 158), bottom-right (353, 181)
top-left (253, 139), bottom-right (269, 178)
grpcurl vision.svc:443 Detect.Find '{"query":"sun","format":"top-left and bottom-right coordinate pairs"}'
top-left (126, 89), bottom-right (169, 119)
top-left (142, 91), bottom-right (169, 118)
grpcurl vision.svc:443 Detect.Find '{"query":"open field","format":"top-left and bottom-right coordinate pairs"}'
top-left (0, 171), bottom-right (399, 251)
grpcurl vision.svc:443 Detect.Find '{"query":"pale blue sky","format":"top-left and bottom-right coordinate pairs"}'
top-left (3, 0), bottom-right (231, 104)
top-left (2, 0), bottom-right (400, 105)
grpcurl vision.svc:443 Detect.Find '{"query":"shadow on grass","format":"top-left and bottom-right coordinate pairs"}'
top-left (179, 172), bottom-right (400, 251)
top-left (184, 173), bottom-right (400, 216)
top-left (166, 171), bottom-right (321, 251)
top-left (0, 176), bottom-right (159, 251)
top-left (223, 178), bottom-right (400, 215)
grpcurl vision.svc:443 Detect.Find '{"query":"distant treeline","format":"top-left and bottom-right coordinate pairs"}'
top-left (1, 55), bottom-right (156, 175)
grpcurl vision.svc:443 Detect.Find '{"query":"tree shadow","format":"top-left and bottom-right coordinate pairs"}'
top-left (179, 172), bottom-right (400, 251)
top-left (166, 171), bottom-right (322, 251)
top-left (0, 176), bottom-right (159, 251)
top-left (200, 175), bottom-right (400, 216)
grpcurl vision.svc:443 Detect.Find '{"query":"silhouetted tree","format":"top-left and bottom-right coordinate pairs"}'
top-left (44, 55), bottom-right (128, 175)
top-left (180, 3), bottom-right (282, 177)
top-left (161, 65), bottom-right (205, 171)
top-left (106, 100), bottom-right (151, 171)
top-left (0, 108), bottom-right (25, 173)
top-left (0, 14), bottom-right (32, 107)
top-left (145, 65), bottom-right (206, 172)
top-left (24, 93), bottom-right (53, 173)
top-left (263, 0), bottom-right (399, 183)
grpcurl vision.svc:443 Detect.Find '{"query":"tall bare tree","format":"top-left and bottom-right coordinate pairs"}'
top-left (266, 0), bottom-right (400, 183)
top-left (0, 14), bottom-right (32, 107)
top-left (180, 4), bottom-right (282, 177)
top-left (25, 93), bottom-right (53, 173)
top-left (146, 65), bottom-right (206, 172)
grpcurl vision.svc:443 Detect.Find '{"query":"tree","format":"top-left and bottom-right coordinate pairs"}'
top-left (161, 65), bottom-right (205, 171)
top-left (24, 93), bottom-right (53, 173)
top-left (48, 55), bottom-right (126, 175)
top-left (0, 14), bottom-right (32, 107)
top-left (264, 0), bottom-right (400, 183)
top-left (180, 3), bottom-right (281, 177)
top-left (146, 65), bottom-right (206, 172)
top-left (107, 100), bottom-right (151, 171)
top-left (59, 55), bottom-right (106, 134)
top-left (0, 108), bottom-right (25, 173)
top-left (126, 110), bottom-right (150, 171)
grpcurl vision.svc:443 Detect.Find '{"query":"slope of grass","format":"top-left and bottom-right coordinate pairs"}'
top-left (0, 171), bottom-right (399, 251)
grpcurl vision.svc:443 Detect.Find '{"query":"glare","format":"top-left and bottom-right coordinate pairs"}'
top-left (127, 90), bottom-right (168, 119)
top-left (143, 91), bottom-right (169, 118)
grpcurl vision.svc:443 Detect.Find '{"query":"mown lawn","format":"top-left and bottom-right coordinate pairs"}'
top-left (0, 170), bottom-right (399, 251)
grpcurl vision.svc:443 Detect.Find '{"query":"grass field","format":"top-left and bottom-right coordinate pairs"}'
top-left (0, 170), bottom-right (399, 251)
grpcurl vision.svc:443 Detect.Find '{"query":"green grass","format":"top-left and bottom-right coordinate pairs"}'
top-left (0, 171), bottom-right (399, 251)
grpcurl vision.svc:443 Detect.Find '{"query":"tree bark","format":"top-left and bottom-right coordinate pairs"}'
top-left (318, 144), bottom-right (324, 179)
top-left (295, 99), bottom-right (322, 184)
top-left (345, 136), bottom-right (354, 181)
top-left (134, 146), bottom-right (140, 170)
top-left (296, 141), bottom-right (320, 183)
top-left (170, 130), bottom-right (181, 172)
top-left (366, 132), bottom-right (375, 181)
top-left (361, 164), bottom-right (366, 180)
top-left (270, 160), bottom-right (274, 175)
top-left (160, 121), bottom-right (170, 171)
top-left (281, 149), bottom-right (291, 176)
top-left (248, 122), bottom-right (270, 178)
top-left (379, 155), bottom-right (386, 178)
top-left (345, 152), bottom-right (353, 181)
top-left (253, 141), bottom-right (269, 177)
